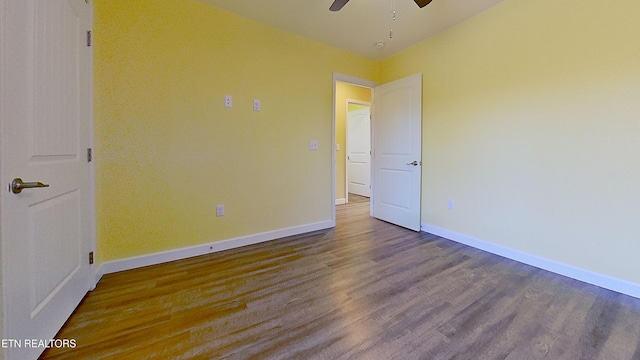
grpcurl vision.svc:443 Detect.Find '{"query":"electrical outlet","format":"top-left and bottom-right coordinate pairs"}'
top-left (310, 140), bottom-right (318, 150)
top-left (448, 199), bottom-right (455, 210)
top-left (216, 205), bottom-right (225, 217)
top-left (224, 95), bottom-right (232, 108)
top-left (253, 99), bottom-right (261, 111)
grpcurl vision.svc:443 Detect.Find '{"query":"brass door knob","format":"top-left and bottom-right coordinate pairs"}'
top-left (10, 178), bottom-right (49, 194)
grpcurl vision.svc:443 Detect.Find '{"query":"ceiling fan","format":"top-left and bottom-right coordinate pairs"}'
top-left (330, 0), bottom-right (432, 11)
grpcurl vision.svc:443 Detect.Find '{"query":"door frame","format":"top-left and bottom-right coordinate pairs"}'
top-left (0, 0), bottom-right (4, 343)
top-left (0, 0), bottom-right (97, 350)
top-left (331, 73), bottom-right (377, 226)
top-left (345, 99), bottom-right (371, 203)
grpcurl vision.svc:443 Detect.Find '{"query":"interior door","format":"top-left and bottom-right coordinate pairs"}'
top-left (372, 73), bottom-right (422, 231)
top-left (1, 1), bottom-right (93, 359)
top-left (347, 107), bottom-right (371, 198)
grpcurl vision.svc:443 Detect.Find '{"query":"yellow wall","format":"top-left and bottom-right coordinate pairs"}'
top-left (94, 0), bottom-right (379, 262)
top-left (348, 104), bottom-right (369, 112)
top-left (381, 0), bottom-right (640, 284)
top-left (335, 82), bottom-right (372, 201)
top-left (95, 0), bottom-right (640, 289)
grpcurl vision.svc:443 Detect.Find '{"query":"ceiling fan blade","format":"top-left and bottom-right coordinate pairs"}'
top-left (330, 0), bottom-right (350, 11)
top-left (414, 0), bottom-right (433, 8)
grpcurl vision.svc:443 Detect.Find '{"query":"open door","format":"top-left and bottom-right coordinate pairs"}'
top-left (1, 1), bottom-right (93, 359)
top-left (372, 73), bottom-right (422, 231)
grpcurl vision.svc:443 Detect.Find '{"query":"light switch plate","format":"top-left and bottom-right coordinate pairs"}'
top-left (310, 140), bottom-right (318, 150)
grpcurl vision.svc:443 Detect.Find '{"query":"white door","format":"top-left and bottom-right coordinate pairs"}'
top-left (372, 73), bottom-right (422, 231)
top-left (347, 107), bottom-right (371, 198)
top-left (1, 1), bottom-right (93, 359)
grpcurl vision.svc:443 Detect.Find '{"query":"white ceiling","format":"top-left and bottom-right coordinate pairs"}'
top-left (198, 0), bottom-right (504, 61)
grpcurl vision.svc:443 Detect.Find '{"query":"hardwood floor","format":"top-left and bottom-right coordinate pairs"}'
top-left (41, 195), bottom-right (640, 359)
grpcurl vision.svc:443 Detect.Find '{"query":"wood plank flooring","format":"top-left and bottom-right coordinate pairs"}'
top-left (41, 195), bottom-right (640, 359)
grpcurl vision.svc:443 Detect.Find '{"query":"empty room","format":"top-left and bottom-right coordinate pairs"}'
top-left (2, 0), bottom-right (640, 359)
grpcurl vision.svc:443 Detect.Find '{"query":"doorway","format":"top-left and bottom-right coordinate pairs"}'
top-left (331, 73), bottom-right (423, 231)
top-left (332, 75), bottom-right (376, 226)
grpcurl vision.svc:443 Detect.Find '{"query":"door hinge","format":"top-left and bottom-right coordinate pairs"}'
top-left (89, 251), bottom-right (94, 265)
top-left (87, 30), bottom-right (92, 47)
top-left (87, 148), bottom-right (92, 162)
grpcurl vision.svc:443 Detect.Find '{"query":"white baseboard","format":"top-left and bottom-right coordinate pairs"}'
top-left (96, 220), bottom-right (334, 277)
top-left (93, 265), bottom-right (105, 287)
top-left (335, 198), bottom-right (346, 205)
top-left (421, 223), bottom-right (640, 299)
